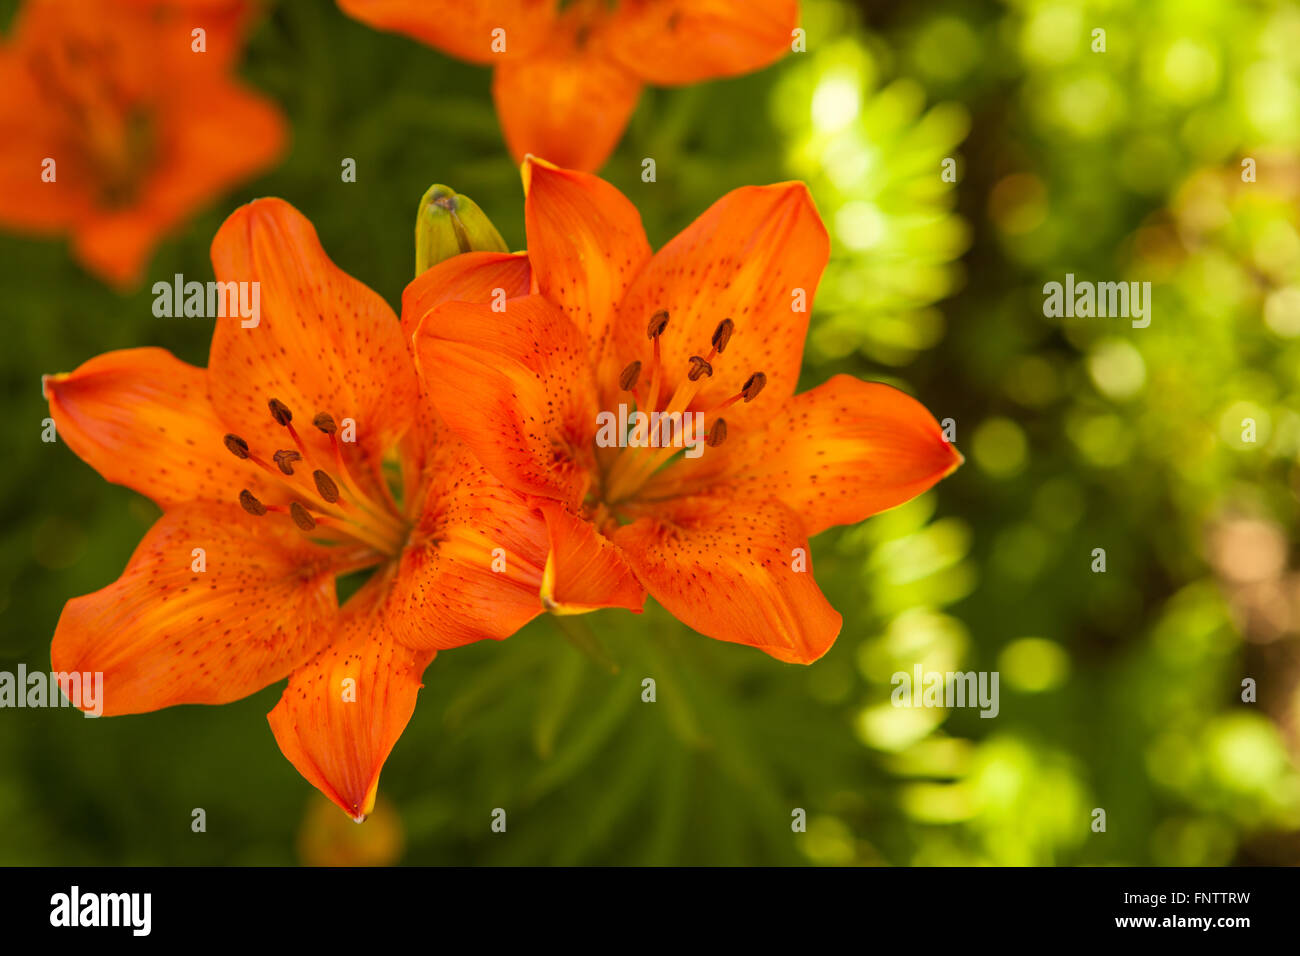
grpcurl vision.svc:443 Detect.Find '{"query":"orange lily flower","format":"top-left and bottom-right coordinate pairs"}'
top-left (409, 158), bottom-right (963, 664)
top-left (0, 0), bottom-right (286, 288)
top-left (338, 0), bottom-right (799, 171)
top-left (44, 198), bottom-right (553, 820)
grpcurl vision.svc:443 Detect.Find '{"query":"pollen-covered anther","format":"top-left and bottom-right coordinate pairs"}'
top-left (312, 412), bottom-right (337, 434)
top-left (239, 489), bottom-right (267, 516)
top-left (742, 371), bottom-right (767, 402)
top-left (711, 318), bottom-right (734, 353)
top-left (272, 449), bottom-right (302, 475)
top-left (687, 355), bottom-right (713, 382)
top-left (706, 418), bottom-right (728, 448)
top-left (313, 469), bottom-right (340, 504)
top-left (289, 501), bottom-right (317, 532)
top-left (646, 309), bottom-right (669, 339)
top-left (619, 360), bottom-right (642, 392)
top-left (223, 433), bottom-right (250, 459)
top-left (268, 397), bottom-right (293, 426)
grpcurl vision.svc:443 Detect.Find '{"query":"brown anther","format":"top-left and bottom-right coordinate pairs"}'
top-left (619, 360), bottom-right (642, 392)
top-left (268, 398), bottom-right (293, 426)
top-left (223, 434), bottom-right (250, 459)
top-left (646, 309), bottom-right (669, 339)
top-left (711, 318), bottom-right (734, 353)
top-left (312, 412), bottom-right (337, 434)
top-left (687, 355), bottom-right (714, 382)
top-left (313, 469), bottom-right (340, 504)
top-left (238, 489), bottom-right (267, 516)
top-left (706, 418), bottom-right (728, 447)
top-left (742, 371), bottom-right (767, 402)
top-left (272, 449), bottom-right (302, 475)
top-left (289, 501), bottom-right (317, 531)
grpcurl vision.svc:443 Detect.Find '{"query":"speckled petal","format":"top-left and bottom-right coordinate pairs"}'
top-left (413, 294), bottom-right (598, 504)
top-left (610, 495), bottom-right (841, 664)
top-left (642, 375), bottom-right (964, 536)
top-left (538, 500), bottom-right (645, 615)
top-left (51, 502), bottom-right (340, 715)
top-left (207, 198), bottom-right (421, 500)
top-left (42, 347), bottom-right (280, 509)
top-left (522, 157), bottom-right (652, 360)
top-left (400, 249), bottom-right (532, 342)
top-left (268, 578), bottom-right (436, 822)
top-left (380, 436), bottom-right (550, 652)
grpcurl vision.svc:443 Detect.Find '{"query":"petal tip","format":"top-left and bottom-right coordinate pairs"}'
top-left (40, 372), bottom-right (62, 401)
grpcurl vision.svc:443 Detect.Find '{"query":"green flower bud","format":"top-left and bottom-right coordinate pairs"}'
top-left (414, 184), bottom-right (508, 275)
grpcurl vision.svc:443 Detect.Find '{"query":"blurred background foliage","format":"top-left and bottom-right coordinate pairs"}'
top-left (2, 0), bottom-right (1299, 865)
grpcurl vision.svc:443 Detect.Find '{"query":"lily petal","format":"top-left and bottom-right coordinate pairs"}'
top-left (413, 294), bottom-right (597, 504)
top-left (208, 198), bottom-right (420, 502)
top-left (74, 77), bottom-right (286, 289)
top-left (604, 182), bottom-right (828, 427)
top-left (644, 375), bottom-right (964, 536)
top-left (610, 496), bottom-right (841, 664)
top-left (268, 580), bottom-right (435, 822)
top-left (0, 44), bottom-right (86, 235)
top-left (538, 500), bottom-right (645, 615)
top-left (337, 0), bottom-right (556, 64)
top-left (492, 25), bottom-right (643, 171)
top-left (400, 249), bottom-right (532, 342)
top-left (52, 503), bottom-right (339, 715)
top-left (42, 347), bottom-right (279, 509)
top-left (522, 157), bottom-right (651, 354)
top-left (380, 435), bottom-right (550, 652)
top-left (605, 0), bottom-right (798, 86)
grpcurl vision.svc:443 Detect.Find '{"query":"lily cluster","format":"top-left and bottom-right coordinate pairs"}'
top-left (44, 156), bottom-right (961, 820)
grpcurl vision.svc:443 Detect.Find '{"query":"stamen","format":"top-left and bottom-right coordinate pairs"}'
top-left (702, 370), bottom-right (769, 415)
top-left (619, 360), bottom-right (642, 392)
top-left (289, 501), bottom-right (317, 532)
top-left (313, 469), bottom-right (340, 504)
top-left (222, 415), bottom-right (409, 556)
top-left (645, 310), bottom-right (669, 412)
top-left (272, 449), bottom-right (302, 475)
top-left (605, 316), bottom-right (741, 500)
top-left (706, 419), bottom-right (728, 447)
top-left (646, 310), bottom-right (669, 339)
top-left (322, 427), bottom-right (397, 523)
top-left (267, 399), bottom-right (314, 461)
top-left (268, 398), bottom-right (293, 426)
top-left (711, 318), bottom-right (734, 353)
top-left (223, 434), bottom-right (250, 459)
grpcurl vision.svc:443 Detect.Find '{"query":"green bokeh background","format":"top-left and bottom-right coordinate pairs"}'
top-left (3, 0), bottom-right (1300, 865)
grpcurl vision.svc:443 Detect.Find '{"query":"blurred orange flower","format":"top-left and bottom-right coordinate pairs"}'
top-left (409, 158), bottom-right (963, 664)
top-left (0, 0), bottom-right (285, 288)
top-left (44, 198), bottom-right (552, 820)
top-left (338, 0), bottom-right (799, 171)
